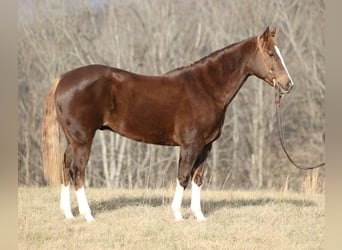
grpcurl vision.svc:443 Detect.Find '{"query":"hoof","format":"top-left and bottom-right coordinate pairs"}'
top-left (62, 210), bottom-right (75, 220)
top-left (192, 210), bottom-right (206, 221)
top-left (84, 213), bottom-right (95, 222)
top-left (172, 210), bottom-right (184, 221)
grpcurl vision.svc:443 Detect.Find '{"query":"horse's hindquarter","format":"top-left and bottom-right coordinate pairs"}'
top-left (54, 65), bottom-right (115, 143)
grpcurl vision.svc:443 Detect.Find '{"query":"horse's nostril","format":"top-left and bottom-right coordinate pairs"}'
top-left (287, 81), bottom-right (294, 89)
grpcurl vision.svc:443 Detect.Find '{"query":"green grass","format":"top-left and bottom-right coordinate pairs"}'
top-left (18, 187), bottom-right (324, 249)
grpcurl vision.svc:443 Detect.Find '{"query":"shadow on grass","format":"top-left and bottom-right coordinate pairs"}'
top-left (88, 193), bottom-right (317, 217)
top-left (90, 196), bottom-right (167, 216)
top-left (200, 198), bottom-right (317, 215)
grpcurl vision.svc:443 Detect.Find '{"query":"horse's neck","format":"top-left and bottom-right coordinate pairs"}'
top-left (188, 37), bottom-right (256, 107)
top-left (212, 37), bottom-right (256, 106)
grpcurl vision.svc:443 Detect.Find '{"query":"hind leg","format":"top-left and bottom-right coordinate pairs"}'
top-left (60, 144), bottom-right (74, 219)
top-left (69, 142), bottom-right (94, 222)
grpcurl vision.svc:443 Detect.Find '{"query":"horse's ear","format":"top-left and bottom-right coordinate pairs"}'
top-left (261, 26), bottom-right (270, 39)
top-left (260, 26), bottom-right (270, 46)
top-left (271, 27), bottom-right (277, 36)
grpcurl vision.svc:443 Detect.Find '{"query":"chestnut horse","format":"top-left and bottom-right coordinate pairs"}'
top-left (42, 27), bottom-right (294, 222)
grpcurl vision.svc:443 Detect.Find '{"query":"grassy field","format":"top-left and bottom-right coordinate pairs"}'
top-left (18, 187), bottom-right (324, 249)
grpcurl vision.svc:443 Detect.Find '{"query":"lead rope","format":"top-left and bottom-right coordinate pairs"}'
top-left (275, 90), bottom-right (325, 170)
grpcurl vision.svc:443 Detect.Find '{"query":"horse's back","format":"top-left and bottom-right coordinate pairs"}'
top-left (53, 64), bottom-right (221, 146)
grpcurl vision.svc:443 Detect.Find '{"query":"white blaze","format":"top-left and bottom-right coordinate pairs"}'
top-left (274, 45), bottom-right (294, 84)
top-left (76, 187), bottom-right (94, 222)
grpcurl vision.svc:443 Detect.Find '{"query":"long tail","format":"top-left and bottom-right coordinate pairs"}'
top-left (42, 77), bottom-right (63, 186)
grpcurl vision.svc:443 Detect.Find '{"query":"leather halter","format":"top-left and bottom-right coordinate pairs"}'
top-left (257, 36), bottom-right (277, 87)
top-left (257, 36), bottom-right (292, 95)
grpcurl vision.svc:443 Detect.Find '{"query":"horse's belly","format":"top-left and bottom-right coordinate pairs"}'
top-left (104, 113), bottom-right (178, 146)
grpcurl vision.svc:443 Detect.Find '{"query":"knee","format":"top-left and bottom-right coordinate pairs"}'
top-left (191, 166), bottom-right (204, 187)
top-left (177, 174), bottom-right (190, 189)
top-left (192, 174), bottom-right (203, 187)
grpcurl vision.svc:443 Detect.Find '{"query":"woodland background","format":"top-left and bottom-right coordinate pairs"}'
top-left (18, 0), bottom-right (325, 191)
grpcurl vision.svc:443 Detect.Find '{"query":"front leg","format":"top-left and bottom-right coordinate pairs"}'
top-left (171, 144), bottom-right (204, 221)
top-left (190, 143), bottom-right (211, 221)
top-left (191, 180), bottom-right (206, 221)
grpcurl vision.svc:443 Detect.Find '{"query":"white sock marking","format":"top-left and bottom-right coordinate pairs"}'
top-left (274, 45), bottom-right (294, 84)
top-left (171, 179), bottom-right (184, 221)
top-left (191, 181), bottom-right (206, 221)
top-left (76, 187), bottom-right (94, 222)
top-left (60, 184), bottom-right (74, 219)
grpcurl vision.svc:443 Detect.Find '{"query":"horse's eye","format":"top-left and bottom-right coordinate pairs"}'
top-left (268, 51), bottom-right (275, 57)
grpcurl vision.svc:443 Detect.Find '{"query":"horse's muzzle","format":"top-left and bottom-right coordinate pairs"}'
top-left (274, 79), bottom-right (294, 94)
top-left (284, 81), bottom-right (294, 93)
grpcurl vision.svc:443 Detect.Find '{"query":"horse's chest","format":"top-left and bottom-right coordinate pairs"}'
top-left (177, 108), bottom-right (225, 144)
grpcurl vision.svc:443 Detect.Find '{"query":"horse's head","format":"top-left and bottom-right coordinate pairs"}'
top-left (253, 27), bottom-right (294, 95)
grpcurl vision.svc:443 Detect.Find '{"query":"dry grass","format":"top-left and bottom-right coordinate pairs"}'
top-left (302, 169), bottom-right (322, 194)
top-left (18, 187), bottom-right (324, 250)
